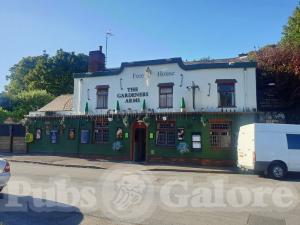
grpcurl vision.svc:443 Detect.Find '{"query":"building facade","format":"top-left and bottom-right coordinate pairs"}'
top-left (27, 47), bottom-right (257, 166)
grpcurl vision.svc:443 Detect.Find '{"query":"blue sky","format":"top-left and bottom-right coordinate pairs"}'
top-left (0, 0), bottom-right (298, 92)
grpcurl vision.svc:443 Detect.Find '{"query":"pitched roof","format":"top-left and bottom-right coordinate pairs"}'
top-left (38, 94), bottom-right (73, 112)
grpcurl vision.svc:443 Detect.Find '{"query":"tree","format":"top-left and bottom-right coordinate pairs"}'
top-left (254, 45), bottom-right (300, 108)
top-left (0, 92), bottom-right (13, 111)
top-left (24, 49), bottom-right (88, 96)
top-left (12, 90), bottom-right (54, 120)
top-left (6, 49), bottom-right (88, 97)
top-left (281, 3), bottom-right (300, 47)
top-left (0, 108), bottom-right (10, 124)
top-left (5, 56), bottom-right (42, 96)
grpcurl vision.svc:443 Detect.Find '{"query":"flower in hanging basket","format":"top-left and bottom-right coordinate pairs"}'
top-left (25, 133), bottom-right (34, 143)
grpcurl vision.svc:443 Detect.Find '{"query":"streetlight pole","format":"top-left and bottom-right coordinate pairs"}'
top-left (105, 31), bottom-right (113, 65)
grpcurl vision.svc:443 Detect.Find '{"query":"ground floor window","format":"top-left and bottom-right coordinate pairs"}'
top-left (209, 121), bottom-right (232, 149)
top-left (94, 119), bottom-right (109, 143)
top-left (156, 121), bottom-right (176, 147)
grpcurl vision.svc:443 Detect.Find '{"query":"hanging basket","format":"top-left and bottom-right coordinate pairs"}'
top-left (123, 115), bottom-right (129, 127)
top-left (25, 133), bottom-right (34, 143)
top-left (143, 115), bottom-right (151, 127)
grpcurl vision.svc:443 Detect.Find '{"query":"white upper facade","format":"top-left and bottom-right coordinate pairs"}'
top-left (73, 58), bottom-right (257, 114)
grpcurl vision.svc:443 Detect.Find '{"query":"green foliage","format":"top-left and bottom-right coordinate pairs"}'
top-left (24, 49), bottom-right (88, 96)
top-left (6, 49), bottom-right (88, 97)
top-left (5, 56), bottom-right (42, 96)
top-left (2, 49), bottom-right (88, 120)
top-left (253, 45), bottom-right (300, 107)
top-left (0, 92), bottom-right (13, 111)
top-left (0, 108), bottom-right (10, 124)
top-left (12, 90), bottom-right (54, 120)
top-left (281, 3), bottom-right (300, 47)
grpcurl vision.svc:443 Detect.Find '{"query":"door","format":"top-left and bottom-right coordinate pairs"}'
top-left (237, 126), bottom-right (255, 169)
top-left (132, 122), bottom-right (147, 162)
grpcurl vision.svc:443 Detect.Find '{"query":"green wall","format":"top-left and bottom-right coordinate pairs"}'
top-left (28, 113), bottom-right (256, 161)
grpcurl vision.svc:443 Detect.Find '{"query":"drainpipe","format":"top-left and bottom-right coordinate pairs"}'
top-left (78, 79), bottom-right (83, 114)
top-left (243, 68), bottom-right (247, 109)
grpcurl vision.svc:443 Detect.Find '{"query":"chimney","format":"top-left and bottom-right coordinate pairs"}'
top-left (88, 46), bottom-right (105, 72)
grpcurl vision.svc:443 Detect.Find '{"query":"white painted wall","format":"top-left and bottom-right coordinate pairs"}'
top-left (73, 63), bottom-right (257, 115)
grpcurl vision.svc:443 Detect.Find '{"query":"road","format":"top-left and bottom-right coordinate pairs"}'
top-left (0, 162), bottom-right (300, 225)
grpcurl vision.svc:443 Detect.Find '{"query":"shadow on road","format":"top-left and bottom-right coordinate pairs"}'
top-left (0, 193), bottom-right (84, 225)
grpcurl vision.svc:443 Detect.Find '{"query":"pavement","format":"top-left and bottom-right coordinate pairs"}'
top-left (0, 153), bottom-right (238, 174)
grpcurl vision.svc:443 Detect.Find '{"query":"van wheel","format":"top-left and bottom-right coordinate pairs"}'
top-left (269, 163), bottom-right (287, 179)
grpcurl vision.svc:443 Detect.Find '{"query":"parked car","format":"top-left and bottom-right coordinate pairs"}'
top-left (0, 159), bottom-right (10, 191)
top-left (237, 123), bottom-right (300, 179)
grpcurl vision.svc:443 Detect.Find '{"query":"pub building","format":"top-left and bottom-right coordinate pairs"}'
top-left (26, 46), bottom-right (257, 166)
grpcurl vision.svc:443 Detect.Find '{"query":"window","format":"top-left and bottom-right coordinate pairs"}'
top-left (286, 134), bottom-right (300, 149)
top-left (94, 120), bottom-right (109, 143)
top-left (159, 84), bottom-right (173, 108)
top-left (217, 80), bottom-right (236, 107)
top-left (96, 88), bottom-right (108, 109)
top-left (156, 122), bottom-right (176, 146)
top-left (210, 122), bottom-right (232, 149)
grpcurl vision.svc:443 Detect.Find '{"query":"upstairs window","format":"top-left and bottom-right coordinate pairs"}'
top-left (158, 83), bottom-right (174, 108)
top-left (216, 80), bottom-right (236, 108)
top-left (156, 122), bottom-right (176, 147)
top-left (209, 121), bottom-right (232, 150)
top-left (94, 119), bottom-right (109, 143)
top-left (96, 85), bottom-right (109, 109)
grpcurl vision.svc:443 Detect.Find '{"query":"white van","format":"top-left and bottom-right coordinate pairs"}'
top-left (237, 123), bottom-right (300, 179)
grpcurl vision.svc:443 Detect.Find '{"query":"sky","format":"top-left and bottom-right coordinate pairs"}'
top-left (0, 0), bottom-right (299, 92)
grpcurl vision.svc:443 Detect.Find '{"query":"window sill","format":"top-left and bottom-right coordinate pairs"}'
top-left (218, 106), bottom-right (236, 108)
top-left (155, 144), bottom-right (176, 148)
top-left (95, 108), bottom-right (108, 110)
top-left (211, 147), bottom-right (232, 151)
top-left (158, 107), bottom-right (173, 109)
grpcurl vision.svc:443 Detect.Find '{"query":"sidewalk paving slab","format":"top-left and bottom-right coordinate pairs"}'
top-left (0, 153), bottom-right (238, 174)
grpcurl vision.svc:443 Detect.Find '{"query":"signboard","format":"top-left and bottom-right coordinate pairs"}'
top-left (192, 133), bottom-right (201, 150)
top-left (50, 130), bottom-right (58, 144)
top-left (81, 130), bottom-right (90, 144)
top-left (117, 87), bottom-right (148, 104)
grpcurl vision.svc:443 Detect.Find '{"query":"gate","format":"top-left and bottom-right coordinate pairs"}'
top-left (0, 124), bottom-right (26, 153)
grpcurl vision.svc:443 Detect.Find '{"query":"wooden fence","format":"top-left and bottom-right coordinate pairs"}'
top-left (0, 124), bottom-right (26, 153)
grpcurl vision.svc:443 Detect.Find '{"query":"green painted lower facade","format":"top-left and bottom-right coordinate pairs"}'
top-left (27, 113), bottom-right (257, 165)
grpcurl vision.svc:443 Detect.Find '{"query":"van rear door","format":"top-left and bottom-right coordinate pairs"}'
top-left (237, 125), bottom-right (255, 169)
